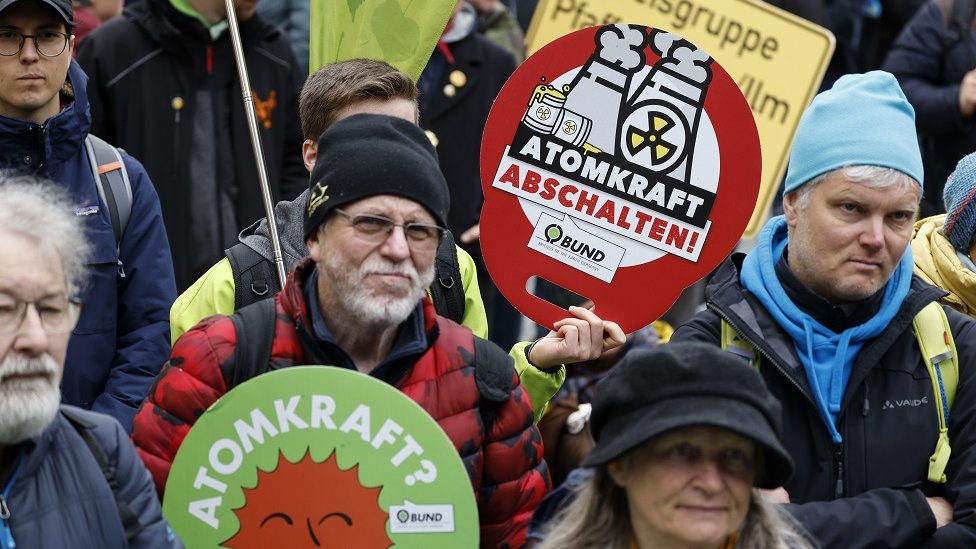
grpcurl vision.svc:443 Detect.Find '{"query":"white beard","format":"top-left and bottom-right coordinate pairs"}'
top-left (321, 253), bottom-right (436, 328)
top-left (0, 353), bottom-right (61, 444)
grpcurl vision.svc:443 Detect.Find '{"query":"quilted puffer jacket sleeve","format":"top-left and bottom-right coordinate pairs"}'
top-left (131, 315), bottom-right (237, 497)
top-left (479, 369), bottom-right (551, 548)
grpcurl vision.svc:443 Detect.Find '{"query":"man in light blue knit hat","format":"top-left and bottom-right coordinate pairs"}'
top-left (673, 71), bottom-right (976, 547)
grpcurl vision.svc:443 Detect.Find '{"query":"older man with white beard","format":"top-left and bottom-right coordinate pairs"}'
top-left (133, 114), bottom-right (550, 548)
top-left (0, 178), bottom-right (179, 548)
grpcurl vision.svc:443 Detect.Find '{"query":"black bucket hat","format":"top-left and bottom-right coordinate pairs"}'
top-left (582, 342), bottom-right (794, 489)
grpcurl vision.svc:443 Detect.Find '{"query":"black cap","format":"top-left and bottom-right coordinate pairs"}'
top-left (0, 0), bottom-right (73, 24)
top-left (304, 113), bottom-right (450, 240)
top-left (583, 342), bottom-right (794, 489)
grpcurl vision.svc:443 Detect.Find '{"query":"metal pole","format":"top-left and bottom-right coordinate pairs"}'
top-left (223, 0), bottom-right (288, 289)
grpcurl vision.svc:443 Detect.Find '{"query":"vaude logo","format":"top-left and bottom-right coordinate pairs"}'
top-left (881, 396), bottom-right (928, 410)
top-left (544, 223), bottom-right (606, 262)
top-left (389, 501), bottom-right (455, 534)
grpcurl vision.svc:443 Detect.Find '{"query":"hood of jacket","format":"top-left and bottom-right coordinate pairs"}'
top-left (912, 214), bottom-right (976, 317)
top-left (0, 60), bottom-right (90, 177)
top-left (125, 0), bottom-right (282, 61)
top-left (239, 189), bottom-right (308, 273)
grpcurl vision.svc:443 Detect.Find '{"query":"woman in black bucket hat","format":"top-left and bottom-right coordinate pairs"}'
top-left (535, 342), bottom-right (818, 549)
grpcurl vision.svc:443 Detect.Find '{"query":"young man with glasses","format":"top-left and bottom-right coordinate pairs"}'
top-left (0, 179), bottom-right (179, 548)
top-left (133, 114), bottom-right (550, 548)
top-left (0, 0), bottom-right (175, 432)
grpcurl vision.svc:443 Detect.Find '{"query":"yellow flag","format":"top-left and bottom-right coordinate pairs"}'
top-left (309, 0), bottom-right (457, 80)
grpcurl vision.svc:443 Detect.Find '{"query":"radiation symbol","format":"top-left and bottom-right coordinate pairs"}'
top-left (628, 114), bottom-right (676, 163)
top-left (620, 101), bottom-right (690, 173)
top-left (536, 106), bottom-right (551, 120)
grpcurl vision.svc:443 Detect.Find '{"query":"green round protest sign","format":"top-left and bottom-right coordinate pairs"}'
top-left (163, 367), bottom-right (479, 548)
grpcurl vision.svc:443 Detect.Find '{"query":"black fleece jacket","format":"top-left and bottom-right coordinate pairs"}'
top-left (77, 0), bottom-right (307, 290)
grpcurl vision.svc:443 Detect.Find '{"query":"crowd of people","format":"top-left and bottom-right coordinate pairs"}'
top-left (3, 0), bottom-right (976, 547)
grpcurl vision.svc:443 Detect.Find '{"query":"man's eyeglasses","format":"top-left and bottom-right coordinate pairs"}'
top-left (334, 209), bottom-right (446, 251)
top-left (0, 297), bottom-right (80, 334)
top-left (0, 30), bottom-right (70, 57)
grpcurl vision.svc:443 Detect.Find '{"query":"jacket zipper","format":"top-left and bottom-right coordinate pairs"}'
top-left (171, 97), bottom-right (182, 181)
top-left (834, 443), bottom-right (845, 498)
top-left (23, 123), bottom-right (44, 173)
top-left (712, 306), bottom-right (846, 495)
top-left (0, 454), bottom-right (24, 549)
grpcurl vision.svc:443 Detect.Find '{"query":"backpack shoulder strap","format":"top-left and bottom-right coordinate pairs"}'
top-left (226, 297), bottom-right (278, 390)
top-left (720, 318), bottom-right (759, 368)
top-left (85, 135), bottom-right (132, 247)
top-left (60, 407), bottom-right (143, 543)
top-left (472, 336), bottom-right (515, 438)
top-left (85, 134), bottom-right (132, 280)
top-left (914, 301), bottom-right (959, 484)
top-left (430, 231), bottom-right (465, 324)
top-left (225, 243), bottom-right (280, 310)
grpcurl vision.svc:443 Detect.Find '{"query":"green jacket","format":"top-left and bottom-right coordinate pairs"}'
top-left (170, 247), bottom-right (563, 421)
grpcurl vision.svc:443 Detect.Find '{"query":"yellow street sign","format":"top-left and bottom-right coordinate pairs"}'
top-left (526, 0), bottom-right (835, 238)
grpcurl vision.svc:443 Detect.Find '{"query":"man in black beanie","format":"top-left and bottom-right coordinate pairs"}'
top-left (132, 113), bottom-right (550, 548)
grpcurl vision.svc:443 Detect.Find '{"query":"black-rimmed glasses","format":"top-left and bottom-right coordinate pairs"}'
top-left (0, 30), bottom-right (69, 57)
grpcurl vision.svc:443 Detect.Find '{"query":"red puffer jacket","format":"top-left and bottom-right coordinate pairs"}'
top-left (132, 259), bottom-right (549, 548)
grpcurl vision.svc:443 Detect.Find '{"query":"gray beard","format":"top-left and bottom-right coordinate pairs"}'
top-left (322, 253), bottom-right (436, 328)
top-left (0, 354), bottom-right (61, 444)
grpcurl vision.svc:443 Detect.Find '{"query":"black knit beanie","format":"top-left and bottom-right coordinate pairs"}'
top-left (304, 113), bottom-right (450, 240)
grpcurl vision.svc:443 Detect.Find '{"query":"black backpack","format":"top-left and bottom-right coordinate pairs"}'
top-left (226, 298), bottom-right (512, 437)
top-left (225, 230), bottom-right (467, 323)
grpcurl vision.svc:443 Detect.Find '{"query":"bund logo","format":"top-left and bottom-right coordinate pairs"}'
top-left (253, 89), bottom-right (278, 129)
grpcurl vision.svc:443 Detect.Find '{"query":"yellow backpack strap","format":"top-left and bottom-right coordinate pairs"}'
top-left (721, 319), bottom-right (760, 368)
top-left (913, 302), bottom-right (958, 484)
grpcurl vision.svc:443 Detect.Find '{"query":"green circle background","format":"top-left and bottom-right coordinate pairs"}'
top-left (545, 224), bottom-right (561, 241)
top-left (163, 366), bottom-right (479, 547)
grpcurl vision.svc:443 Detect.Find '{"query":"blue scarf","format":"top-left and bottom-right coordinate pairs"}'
top-left (740, 216), bottom-right (913, 443)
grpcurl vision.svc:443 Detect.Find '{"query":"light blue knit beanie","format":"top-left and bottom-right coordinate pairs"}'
top-left (783, 71), bottom-right (923, 195)
top-left (943, 152), bottom-right (976, 253)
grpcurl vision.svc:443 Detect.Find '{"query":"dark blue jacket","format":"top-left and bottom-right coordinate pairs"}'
top-left (673, 254), bottom-right (976, 548)
top-left (0, 407), bottom-right (181, 548)
top-left (883, 0), bottom-right (976, 216)
top-left (0, 61), bottom-right (176, 431)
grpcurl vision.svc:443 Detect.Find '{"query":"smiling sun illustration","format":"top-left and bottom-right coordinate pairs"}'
top-left (222, 450), bottom-right (390, 549)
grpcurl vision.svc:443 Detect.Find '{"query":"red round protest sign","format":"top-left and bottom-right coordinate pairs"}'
top-left (480, 24), bottom-right (761, 333)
